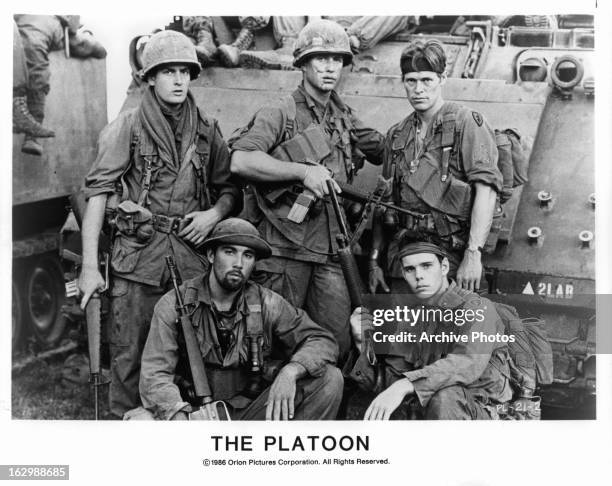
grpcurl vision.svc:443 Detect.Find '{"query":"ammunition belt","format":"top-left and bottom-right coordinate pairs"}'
top-left (399, 212), bottom-right (436, 232)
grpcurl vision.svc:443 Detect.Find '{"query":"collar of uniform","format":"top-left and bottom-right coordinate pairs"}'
top-left (428, 280), bottom-right (465, 309)
top-left (413, 104), bottom-right (447, 132)
top-left (194, 272), bottom-right (250, 318)
top-left (295, 85), bottom-right (346, 114)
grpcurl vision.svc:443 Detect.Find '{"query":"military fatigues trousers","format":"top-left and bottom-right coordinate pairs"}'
top-left (13, 22), bottom-right (28, 96)
top-left (345, 16), bottom-right (412, 50)
top-left (235, 365), bottom-right (343, 420)
top-left (394, 385), bottom-right (495, 420)
top-left (254, 256), bottom-right (352, 362)
top-left (108, 277), bottom-right (170, 418)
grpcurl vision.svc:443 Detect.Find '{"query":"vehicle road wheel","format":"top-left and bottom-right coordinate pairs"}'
top-left (24, 255), bottom-right (67, 348)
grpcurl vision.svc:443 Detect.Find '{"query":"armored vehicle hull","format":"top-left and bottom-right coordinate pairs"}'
top-left (12, 52), bottom-right (107, 350)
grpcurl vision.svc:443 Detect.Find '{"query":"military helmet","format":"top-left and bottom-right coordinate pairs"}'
top-left (293, 19), bottom-right (353, 67)
top-left (140, 30), bottom-right (201, 80)
top-left (202, 218), bottom-right (272, 259)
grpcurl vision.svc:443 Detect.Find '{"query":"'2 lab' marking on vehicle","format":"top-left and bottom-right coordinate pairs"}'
top-left (522, 282), bottom-right (574, 299)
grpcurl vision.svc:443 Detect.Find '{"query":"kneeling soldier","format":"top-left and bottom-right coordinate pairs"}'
top-left (350, 240), bottom-right (512, 420)
top-left (139, 218), bottom-right (343, 420)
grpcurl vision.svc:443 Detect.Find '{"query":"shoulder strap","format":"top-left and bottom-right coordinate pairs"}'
top-left (113, 118), bottom-right (140, 203)
top-left (132, 119), bottom-right (156, 208)
top-left (280, 94), bottom-right (298, 141)
top-left (244, 285), bottom-right (263, 338)
top-left (191, 112), bottom-right (218, 209)
top-left (244, 284), bottom-right (264, 370)
top-left (439, 104), bottom-right (458, 182)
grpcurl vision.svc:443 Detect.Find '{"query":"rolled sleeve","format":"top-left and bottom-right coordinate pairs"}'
top-left (228, 105), bottom-right (285, 154)
top-left (83, 110), bottom-right (135, 200)
top-left (459, 111), bottom-right (503, 192)
top-left (260, 287), bottom-right (338, 376)
top-left (350, 111), bottom-right (385, 166)
top-left (139, 292), bottom-right (191, 420)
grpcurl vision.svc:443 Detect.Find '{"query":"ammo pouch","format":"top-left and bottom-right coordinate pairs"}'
top-left (110, 200), bottom-right (154, 242)
top-left (403, 153), bottom-right (473, 219)
top-left (260, 124), bottom-right (331, 206)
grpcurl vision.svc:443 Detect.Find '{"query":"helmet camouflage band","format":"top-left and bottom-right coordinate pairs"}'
top-left (141, 30), bottom-right (201, 80)
top-left (293, 19), bottom-right (353, 67)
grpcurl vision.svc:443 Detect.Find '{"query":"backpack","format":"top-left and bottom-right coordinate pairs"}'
top-left (494, 128), bottom-right (530, 203)
top-left (493, 302), bottom-right (554, 396)
top-left (439, 107), bottom-right (530, 204)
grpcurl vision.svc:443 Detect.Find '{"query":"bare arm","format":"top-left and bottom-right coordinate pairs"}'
top-left (231, 150), bottom-right (307, 182)
top-left (77, 194), bottom-right (107, 308)
top-left (231, 150), bottom-right (339, 198)
top-left (468, 182), bottom-right (496, 249)
top-left (456, 182), bottom-right (497, 291)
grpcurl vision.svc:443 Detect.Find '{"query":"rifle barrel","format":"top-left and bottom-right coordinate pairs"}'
top-left (326, 181), bottom-right (350, 240)
top-left (165, 255), bottom-right (213, 404)
top-left (337, 181), bottom-right (424, 219)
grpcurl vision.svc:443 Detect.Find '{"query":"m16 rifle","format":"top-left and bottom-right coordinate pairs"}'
top-left (165, 255), bottom-right (230, 421)
top-left (326, 181), bottom-right (386, 393)
top-left (64, 192), bottom-right (111, 420)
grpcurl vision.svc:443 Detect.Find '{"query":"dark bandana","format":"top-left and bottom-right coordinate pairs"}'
top-left (398, 241), bottom-right (448, 260)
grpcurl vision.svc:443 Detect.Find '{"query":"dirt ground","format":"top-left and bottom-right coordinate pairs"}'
top-left (11, 349), bottom-right (595, 421)
top-left (12, 351), bottom-right (113, 420)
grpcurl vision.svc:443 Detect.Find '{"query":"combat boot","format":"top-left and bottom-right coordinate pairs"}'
top-left (22, 135), bottom-right (44, 156)
top-left (13, 96), bottom-right (55, 138)
top-left (68, 30), bottom-right (107, 59)
top-left (217, 27), bottom-right (254, 67)
top-left (193, 28), bottom-right (217, 66)
top-left (22, 90), bottom-right (51, 156)
top-left (239, 37), bottom-right (297, 70)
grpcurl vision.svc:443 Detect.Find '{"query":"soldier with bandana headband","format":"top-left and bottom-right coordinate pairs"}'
top-left (350, 239), bottom-right (512, 420)
top-left (368, 40), bottom-right (502, 295)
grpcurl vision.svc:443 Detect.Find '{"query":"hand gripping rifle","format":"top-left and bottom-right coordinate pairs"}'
top-left (326, 181), bottom-right (386, 393)
top-left (165, 256), bottom-right (230, 421)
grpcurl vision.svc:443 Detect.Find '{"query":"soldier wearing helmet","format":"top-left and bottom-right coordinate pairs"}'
top-left (229, 19), bottom-right (385, 362)
top-left (78, 30), bottom-right (240, 418)
top-left (368, 39), bottom-right (502, 295)
top-left (138, 218), bottom-right (343, 421)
